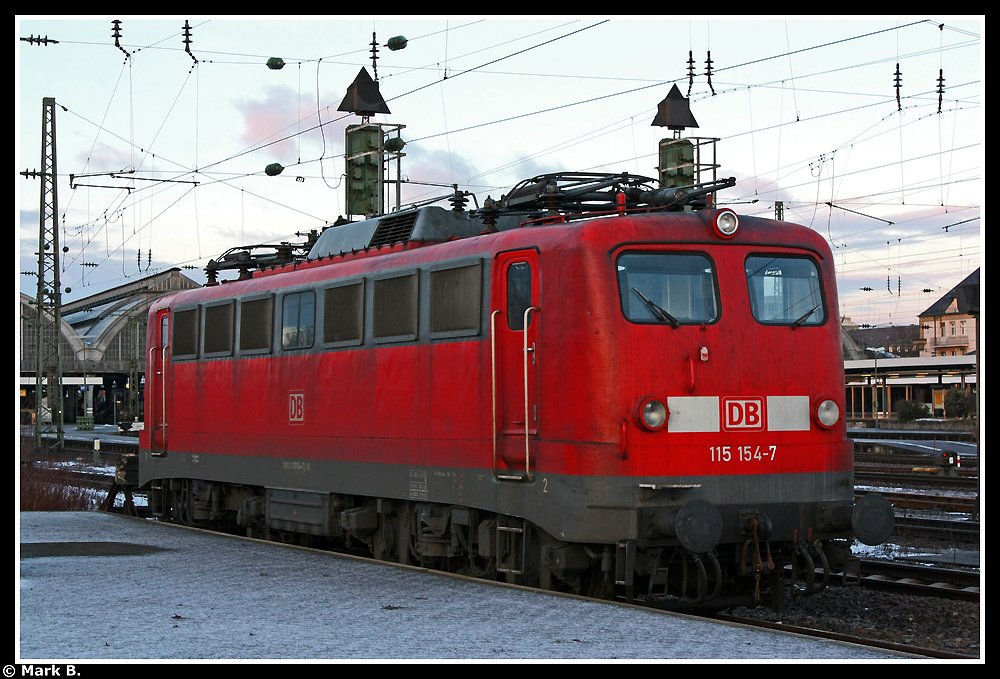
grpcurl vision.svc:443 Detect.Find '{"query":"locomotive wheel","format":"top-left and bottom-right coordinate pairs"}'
top-left (768, 568), bottom-right (785, 612)
top-left (583, 564), bottom-right (616, 600)
top-left (373, 513), bottom-right (400, 563)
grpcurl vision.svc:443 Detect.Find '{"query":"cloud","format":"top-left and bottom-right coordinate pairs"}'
top-left (395, 144), bottom-right (555, 207)
top-left (71, 141), bottom-right (139, 177)
top-left (403, 146), bottom-right (478, 184)
top-left (235, 85), bottom-right (349, 162)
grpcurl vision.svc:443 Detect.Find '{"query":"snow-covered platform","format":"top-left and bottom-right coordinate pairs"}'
top-left (18, 511), bottom-right (913, 661)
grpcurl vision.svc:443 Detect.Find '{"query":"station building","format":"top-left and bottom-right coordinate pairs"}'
top-left (19, 268), bottom-right (199, 426)
top-left (842, 268), bottom-right (979, 423)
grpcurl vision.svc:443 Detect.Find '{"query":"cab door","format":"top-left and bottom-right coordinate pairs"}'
top-left (147, 310), bottom-right (170, 456)
top-left (491, 250), bottom-right (540, 479)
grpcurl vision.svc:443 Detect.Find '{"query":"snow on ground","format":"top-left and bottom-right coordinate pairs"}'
top-left (18, 512), bottom-right (911, 662)
top-left (49, 459), bottom-right (118, 475)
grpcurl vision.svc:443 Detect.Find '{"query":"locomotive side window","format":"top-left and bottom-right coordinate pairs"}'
top-left (203, 301), bottom-right (235, 356)
top-left (239, 296), bottom-right (273, 353)
top-left (323, 281), bottom-right (364, 345)
top-left (616, 253), bottom-right (718, 324)
top-left (373, 273), bottom-right (418, 341)
top-left (430, 262), bottom-right (482, 336)
top-left (506, 262), bottom-right (533, 330)
top-left (281, 290), bottom-right (316, 350)
top-left (745, 255), bottom-right (826, 326)
top-left (173, 308), bottom-right (199, 358)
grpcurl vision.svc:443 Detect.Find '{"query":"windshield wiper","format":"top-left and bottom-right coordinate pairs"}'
top-left (791, 303), bottom-right (822, 327)
top-left (631, 287), bottom-right (680, 328)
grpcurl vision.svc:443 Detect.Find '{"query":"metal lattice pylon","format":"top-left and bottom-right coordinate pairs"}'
top-left (34, 97), bottom-right (64, 452)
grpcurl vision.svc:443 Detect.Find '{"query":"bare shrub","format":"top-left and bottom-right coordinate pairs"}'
top-left (20, 464), bottom-right (98, 511)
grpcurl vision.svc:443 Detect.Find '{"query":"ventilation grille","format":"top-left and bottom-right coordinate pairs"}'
top-left (368, 212), bottom-right (418, 248)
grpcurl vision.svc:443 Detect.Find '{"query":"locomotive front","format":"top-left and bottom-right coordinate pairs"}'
top-left (531, 206), bottom-right (895, 606)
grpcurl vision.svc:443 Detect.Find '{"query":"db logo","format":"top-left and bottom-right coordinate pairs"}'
top-left (288, 391), bottom-right (305, 424)
top-left (722, 397), bottom-right (765, 431)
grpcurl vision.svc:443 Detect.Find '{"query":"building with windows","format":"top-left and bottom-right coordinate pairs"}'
top-left (840, 269), bottom-right (980, 422)
top-left (841, 320), bottom-right (922, 359)
top-left (916, 269), bottom-right (979, 358)
top-left (844, 353), bottom-right (976, 421)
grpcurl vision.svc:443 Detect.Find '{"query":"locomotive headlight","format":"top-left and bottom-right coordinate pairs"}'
top-left (637, 398), bottom-right (668, 431)
top-left (713, 209), bottom-right (739, 239)
top-left (815, 399), bottom-right (840, 428)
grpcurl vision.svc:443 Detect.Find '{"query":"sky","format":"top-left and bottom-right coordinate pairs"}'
top-left (16, 15), bottom-right (983, 330)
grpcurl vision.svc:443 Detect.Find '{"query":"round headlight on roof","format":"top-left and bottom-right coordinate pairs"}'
top-left (713, 209), bottom-right (739, 239)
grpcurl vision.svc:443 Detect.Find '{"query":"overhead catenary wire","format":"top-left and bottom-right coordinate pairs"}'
top-left (51, 20), bottom-right (639, 226)
top-left (585, 85), bottom-right (978, 204)
top-left (62, 20), bottom-right (979, 205)
top-left (25, 18), bottom-right (978, 312)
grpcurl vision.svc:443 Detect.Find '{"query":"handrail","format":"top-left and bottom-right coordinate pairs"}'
top-left (148, 347), bottom-right (158, 445)
top-left (490, 310), bottom-right (501, 475)
top-left (522, 306), bottom-right (539, 478)
top-left (160, 346), bottom-right (168, 446)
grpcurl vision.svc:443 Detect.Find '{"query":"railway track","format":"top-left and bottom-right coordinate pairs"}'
top-left (855, 451), bottom-right (977, 470)
top-left (856, 489), bottom-right (978, 513)
top-left (707, 613), bottom-right (976, 659)
top-left (704, 557), bottom-right (982, 659)
top-left (855, 470), bottom-right (977, 490)
top-left (893, 515), bottom-right (979, 543)
top-left (32, 434), bottom-right (139, 458)
top-left (848, 428), bottom-right (976, 443)
top-left (854, 560), bottom-right (980, 601)
top-left (625, 557), bottom-right (980, 658)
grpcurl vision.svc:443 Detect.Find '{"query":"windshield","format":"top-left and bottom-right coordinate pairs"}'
top-left (745, 255), bottom-right (826, 326)
top-left (617, 253), bottom-right (719, 325)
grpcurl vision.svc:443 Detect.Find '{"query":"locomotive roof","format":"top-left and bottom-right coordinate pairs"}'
top-left (203, 173), bottom-right (811, 286)
top-left (307, 173), bottom-right (739, 260)
top-left (306, 206), bottom-right (525, 260)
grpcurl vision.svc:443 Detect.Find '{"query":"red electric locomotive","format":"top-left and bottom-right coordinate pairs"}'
top-left (138, 171), bottom-right (893, 608)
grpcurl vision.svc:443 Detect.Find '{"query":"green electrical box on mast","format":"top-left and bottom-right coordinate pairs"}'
top-left (344, 124), bottom-right (384, 218)
top-left (336, 33), bottom-right (409, 219)
top-left (651, 84), bottom-right (721, 203)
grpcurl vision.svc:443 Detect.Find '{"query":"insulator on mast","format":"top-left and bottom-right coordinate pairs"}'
top-left (936, 68), bottom-right (945, 113)
top-left (687, 50), bottom-right (696, 97)
top-left (112, 19), bottom-right (129, 59)
top-left (182, 20), bottom-right (198, 68)
top-left (704, 51), bottom-right (716, 95)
